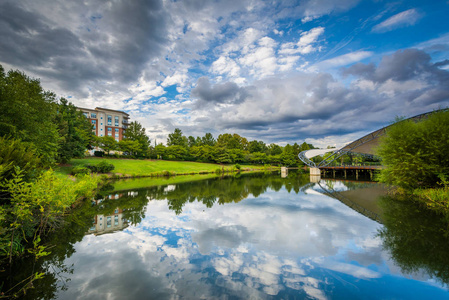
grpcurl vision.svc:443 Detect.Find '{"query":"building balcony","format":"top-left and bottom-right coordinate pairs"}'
top-left (122, 125), bottom-right (128, 129)
top-left (122, 119), bottom-right (129, 124)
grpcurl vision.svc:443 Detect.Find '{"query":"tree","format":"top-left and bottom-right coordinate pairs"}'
top-left (377, 110), bottom-right (449, 189)
top-left (124, 121), bottom-right (150, 157)
top-left (280, 144), bottom-right (297, 166)
top-left (96, 136), bottom-right (117, 155)
top-left (201, 133), bottom-right (216, 146)
top-left (118, 139), bottom-right (141, 156)
top-left (268, 143), bottom-right (282, 156)
top-left (187, 136), bottom-right (197, 148)
top-left (56, 98), bottom-right (95, 163)
top-left (167, 128), bottom-right (188, 148)
top-left (0, 65), bottom-right (59, 165)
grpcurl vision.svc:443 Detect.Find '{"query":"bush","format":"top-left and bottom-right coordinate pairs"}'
top-left (85, 161), bottom-right (115, 173)
top-left (377, 110), bottom-right (449, 189)
top-left (234, 164), bottom-right (241, 170)
top-left (94, 151), bottom-right (104, 157)
top-left (71, 166), bottom-right (91, 176)
top-left (0, 136), bottom-right (42, 182)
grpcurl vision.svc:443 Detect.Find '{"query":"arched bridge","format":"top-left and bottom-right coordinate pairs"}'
top-left (299, 109), bottom-right (444, 169)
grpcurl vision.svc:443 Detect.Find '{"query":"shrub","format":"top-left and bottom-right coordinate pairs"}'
top-left (377, 110), bottom-right (449, 189)
top-left (85, 161), bottom-right (115, 173)
top-left (96, 161), bottom-right (115, 173)
top-left (71, 166), bottom-right (91, 176)
top-left (0, 136), bottom-right (42, 182)
top-left (94, 151), bottom-right (104, 157)
top-left (234, 164), bottom-right (241, 171)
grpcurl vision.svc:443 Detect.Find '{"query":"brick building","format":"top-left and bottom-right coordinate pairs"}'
top-left (77, 107), bottom-right (130, 142)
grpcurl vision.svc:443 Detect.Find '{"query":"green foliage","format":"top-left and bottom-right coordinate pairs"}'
top-left (94, 151), bottom-right (105, 157)
top-left (96, 136), bottom-right (117, 155)
top-left (71, 166), bottom-right (91, 176)
top-left (55, 98), bottom-right (95, 163)
top-left (0, 67), bottom-right (60, 165)
top-left (280, 144), bottom-right (297, 166)
top-left (123, 121), bottom-right (150, 157)
top-left (167, 128), bottom-right (188, 147)
top-left (0, 136), bottom-right (42, 183)
top-left (0, 169), bottom-right (100, 261)
top-left (85, 161), bottom-right (115, 173)
top-left (377, 110), bottom-right (449, 189)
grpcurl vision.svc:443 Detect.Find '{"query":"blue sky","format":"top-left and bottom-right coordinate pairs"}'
top-left (1, 0), bottom-right (448, 147)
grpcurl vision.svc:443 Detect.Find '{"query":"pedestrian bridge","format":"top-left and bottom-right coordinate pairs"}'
top-left (299, 110), bottom-right (440, 169)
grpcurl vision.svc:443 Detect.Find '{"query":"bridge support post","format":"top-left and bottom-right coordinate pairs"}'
top-left (344, 169), bottom-right (347, 179)
top-left (310, 167), bottom-right (321, 183)
top-left (356, 170), bottom-right (359, 180)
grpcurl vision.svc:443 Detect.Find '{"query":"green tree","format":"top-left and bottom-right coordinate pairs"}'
top-left (167, 128), bottom-right (188, 148)
top-left (187, 136), bottom-right (197, 148)
top-left (154, 143), bottom-right (166, 159)
top-left (124, 121), bottom-right (150, 157)
top-left (280, 144), bottom-right (297, 166)
top-left (118, 139), bottom-right (141, 156)
top-left (96, 136), bottom-right (117, 155)
top-left (377, 110), bottom-right (449, 189)
top-left (0, 66), bottom-right (59, 165)
top-left (268, 143), bottom-right (282, 155)
top-left (201, 133), bottom-right (216, 146)
top-left (56, 98), bottom-right (94, 163)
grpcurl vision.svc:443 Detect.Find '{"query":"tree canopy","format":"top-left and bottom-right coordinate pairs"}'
top-left (377, 110), bottom-right (449, 189)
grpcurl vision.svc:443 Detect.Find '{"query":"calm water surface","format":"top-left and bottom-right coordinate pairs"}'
top-left (8, 171), bottom-right (449, 299)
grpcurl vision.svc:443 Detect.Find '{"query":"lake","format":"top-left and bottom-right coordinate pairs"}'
top-left (5, 171), bottom-right (449, 299)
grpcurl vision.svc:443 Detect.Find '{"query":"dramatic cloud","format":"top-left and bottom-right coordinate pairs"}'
top-left (1, 0), bottom-right (448, 146)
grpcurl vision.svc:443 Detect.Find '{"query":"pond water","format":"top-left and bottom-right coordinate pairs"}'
top-left (5, 171), bottom-right (449, 299)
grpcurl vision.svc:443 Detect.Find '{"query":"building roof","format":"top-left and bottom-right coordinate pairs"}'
top-left (95, 107), bottom-right (130, 116)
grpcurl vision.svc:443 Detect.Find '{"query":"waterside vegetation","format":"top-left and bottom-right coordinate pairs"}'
top-left (377, 109), bottom-right (449, 218)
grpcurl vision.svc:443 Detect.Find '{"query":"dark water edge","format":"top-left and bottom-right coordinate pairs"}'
top-left (2, 171), bottom-right (449, 299)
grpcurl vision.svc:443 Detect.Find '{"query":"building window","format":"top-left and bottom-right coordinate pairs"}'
top-left (115, 116), bottom-right (119, 126)
top-left (115, 133), bottom-right (119, 137)
top-left (108, 128), bottom-right (112, 131)
top-left (107, 217), bottom-right (111, 228)
top-left (114, 215), bottom-right (119, 226)
top-left (115, 128), bottom-right (119, 132)
top-left (107, 115), bottom-right (112, 126)
top-left (91, 120), bottom-right (96, 124)
top-left (108, 132), bottom-right (112, 136)
top-left (83, 112), bottom-right (88, 118)
top-left (101, 123), bottom-right (103, 125)
top-left (91, 113), bottom-right (97, 118)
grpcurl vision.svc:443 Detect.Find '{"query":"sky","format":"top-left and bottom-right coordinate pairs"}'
top-left (1, 0), bottom-right (449, 148)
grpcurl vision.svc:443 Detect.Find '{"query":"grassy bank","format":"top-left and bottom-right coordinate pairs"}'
top-left (55, 157), bottom-right (277, 178)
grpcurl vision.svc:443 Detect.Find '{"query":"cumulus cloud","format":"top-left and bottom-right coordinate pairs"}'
top-left (188, 48), bottom-right (449, 146)
top-left (372, 9), bottom-right (422, 33)
top-left (191, 77), bottom-right (249, 105)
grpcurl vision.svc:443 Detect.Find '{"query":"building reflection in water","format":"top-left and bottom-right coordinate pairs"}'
top-left (87, 193), bottom-right (129, 236)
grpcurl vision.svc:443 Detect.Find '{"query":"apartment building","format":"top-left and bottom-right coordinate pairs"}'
top-left (77, 107), bottom-right (130, 142)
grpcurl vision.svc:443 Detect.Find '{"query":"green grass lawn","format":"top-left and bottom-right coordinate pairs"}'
top-left (55, 157), bottom-right (274, 177)
top-left (111, 173), bottom-right (219, 191)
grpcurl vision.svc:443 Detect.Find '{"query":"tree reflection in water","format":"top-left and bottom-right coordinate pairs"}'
top-left (378, 196), bottom-right (449, 286)
top-left (4, 171), bottom-right (449, 299)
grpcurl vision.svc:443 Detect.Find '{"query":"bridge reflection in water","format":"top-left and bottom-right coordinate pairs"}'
top-left (314, 179), bottom-right (386, 224)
